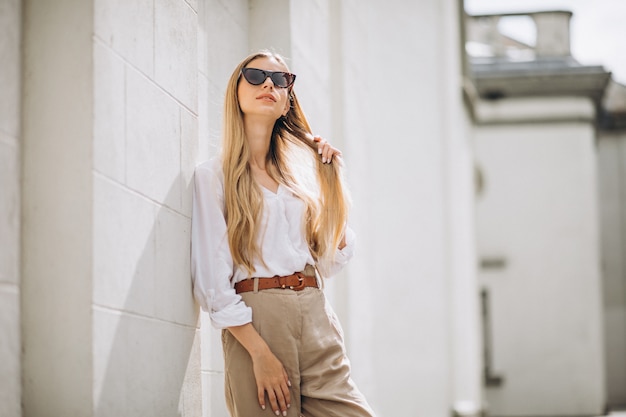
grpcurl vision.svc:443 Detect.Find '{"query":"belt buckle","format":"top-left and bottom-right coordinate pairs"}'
top-left (290, 273), bottom-right (306, 291)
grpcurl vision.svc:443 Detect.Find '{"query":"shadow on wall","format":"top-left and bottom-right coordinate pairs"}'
top-left (93, 173), bottom-right (202, 416)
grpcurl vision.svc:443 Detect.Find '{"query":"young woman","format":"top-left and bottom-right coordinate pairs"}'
top-left (191, 51), bottom-right (375, 417)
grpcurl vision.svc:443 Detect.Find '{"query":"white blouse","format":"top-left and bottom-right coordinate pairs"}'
top-left (191, 158), bottom-right (355, 329)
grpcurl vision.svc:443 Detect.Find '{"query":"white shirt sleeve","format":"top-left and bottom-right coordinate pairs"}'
top-left (190, 160), bottom-right (252, 329)
top-left (316, 226), bottom-right (356, 278)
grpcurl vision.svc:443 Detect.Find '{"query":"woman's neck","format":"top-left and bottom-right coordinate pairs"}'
top-left (244, 116), bottom-right (274, 169)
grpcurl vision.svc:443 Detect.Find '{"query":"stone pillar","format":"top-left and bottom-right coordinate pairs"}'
top-left (22, 0), bottom-right (94, 414)
top-left (0, 0), bottom-right (22, 416)
top-left (22, 0), bottom-right (201, 415)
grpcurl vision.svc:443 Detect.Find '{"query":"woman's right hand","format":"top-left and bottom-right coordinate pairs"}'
top-left (227, 323), bottom-right (291, 415)
top-left (251, 349), bottom-right (292, 415)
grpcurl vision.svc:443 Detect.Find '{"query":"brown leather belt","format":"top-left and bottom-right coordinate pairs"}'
top-left (235, 267), bottom-right (318, 294)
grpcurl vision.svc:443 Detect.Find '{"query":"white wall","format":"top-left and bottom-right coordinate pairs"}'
top-left (0, 0), bottom-right (22, 416)
top-left (474, 100), bottom-right (605, 415)
top-left (339, 0), bottom-right (479, 415)
top-left (597, 131), bottom-right (626, 407)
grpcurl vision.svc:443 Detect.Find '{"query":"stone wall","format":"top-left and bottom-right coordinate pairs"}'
top-left (92, 0), bottom-right (201, 415)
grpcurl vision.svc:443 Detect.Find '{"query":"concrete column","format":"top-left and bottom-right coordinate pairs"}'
top-left (22, 0), bottom-right (94, 415)
top-left (0, 0), bottom-right (22, 416)
top-left (22, 0), bottom-right (201, 415)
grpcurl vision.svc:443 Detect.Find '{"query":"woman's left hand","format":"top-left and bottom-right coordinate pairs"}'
top-left (313, 135), bottom-right (342, 164)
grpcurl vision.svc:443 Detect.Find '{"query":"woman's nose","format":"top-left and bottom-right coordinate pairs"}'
top-left (262, 76), bottom-right (275, 88)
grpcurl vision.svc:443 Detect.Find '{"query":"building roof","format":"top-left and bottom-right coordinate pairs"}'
top-left (470, 56), bottom-right (611, 101)
top-left (465, 9), bottom-right (614, 114)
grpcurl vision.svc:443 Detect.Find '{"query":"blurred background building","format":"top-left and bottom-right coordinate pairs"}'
top-left (0, 0), bottom-right (624, 416)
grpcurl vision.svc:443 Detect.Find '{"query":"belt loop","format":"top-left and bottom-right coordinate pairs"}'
top-left (253, 277), bottom-right (259, 293)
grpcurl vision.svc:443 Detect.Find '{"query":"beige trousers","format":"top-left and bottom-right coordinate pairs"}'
top-left (222, 286), bottom-right (376, 417)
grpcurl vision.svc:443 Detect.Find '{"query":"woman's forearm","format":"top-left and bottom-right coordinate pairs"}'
top-left (227, 322), bottom-right (271, 359)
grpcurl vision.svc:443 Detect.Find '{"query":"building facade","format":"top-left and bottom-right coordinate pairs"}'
top-left (467, 10), bottom-right (626, 416)
top-left (4, 1), bottom-right (623, 417)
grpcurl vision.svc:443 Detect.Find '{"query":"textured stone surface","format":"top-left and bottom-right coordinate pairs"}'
top-left (154, 204), bottom-right (197, 325)
top-left (93, 175), bottom-right (157, 316)
top-left (94, 0), bottom-right (154, 76)
top-left (204, 0), bottom-right (248, 84)
top-left (126, 68), bottom-right (181, 210)
top-left (93, 308), bottom-right (197, 416)
top-left (181, 108), bottom-right (200, 217)
top-left (155, 0), bottom-right (198, 111)
top-left (94, 41), bottom-right (126, 183)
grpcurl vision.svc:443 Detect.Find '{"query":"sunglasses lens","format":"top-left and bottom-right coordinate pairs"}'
top-left (271, 72), bottom-right (294, 88)
top-left (242, 68), bottom-right (266, 85)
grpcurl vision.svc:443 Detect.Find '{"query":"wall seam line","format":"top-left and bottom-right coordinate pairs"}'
top-left (93, 303), bottom-right (197, 329)
top-left (92, 35), bottom-right (198, 117)
top-left (93, 170), bottom-right (192, 220)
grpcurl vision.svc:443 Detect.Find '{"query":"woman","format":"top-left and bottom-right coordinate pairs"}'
top-left (191, 51), bottom-right (375, 417)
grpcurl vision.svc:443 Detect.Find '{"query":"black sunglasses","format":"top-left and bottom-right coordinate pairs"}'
top-left (241, 67), bottom-right (296, 88)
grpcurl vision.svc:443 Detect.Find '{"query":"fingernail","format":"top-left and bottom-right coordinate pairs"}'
top-left (287, 403), bottom-right (291, 408)
top-left (283, 411), bottom-right (287, 416)
top-left (261, 405), bottom-right (266, 410)
top-left (275, 411), bottom-right (280, 416)
top-left (287, 380), bottom-right (292, 387)
top-left (322, 157), bottom-right (326, 163)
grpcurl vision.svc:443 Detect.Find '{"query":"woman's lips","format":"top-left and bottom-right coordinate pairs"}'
top-left (256, 94), bottom-right (276, 102)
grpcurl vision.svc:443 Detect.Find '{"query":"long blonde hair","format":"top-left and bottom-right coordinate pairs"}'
top-left (221, 51), bottom-right (350, 276)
